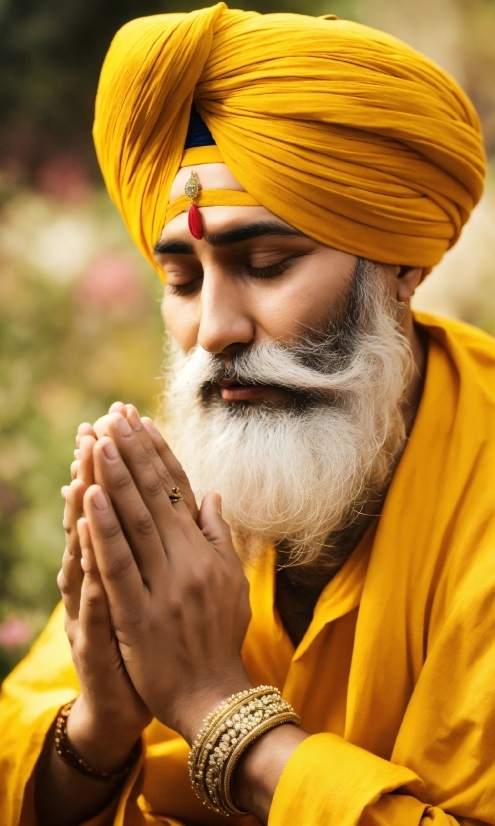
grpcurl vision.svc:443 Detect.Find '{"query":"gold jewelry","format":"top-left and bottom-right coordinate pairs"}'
top-left (184, 169), bottom-right (200, 201)
top-left (54, 700), bottom-right (140, 783)
top-left (169, 485), bottom-right (183, 503)
top-left (188, 686), bottom-right (300, 816)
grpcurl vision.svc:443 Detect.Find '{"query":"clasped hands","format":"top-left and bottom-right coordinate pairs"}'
top-left (59, 402), bottom-right (252, 771)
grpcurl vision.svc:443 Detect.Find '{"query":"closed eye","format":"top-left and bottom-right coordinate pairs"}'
top-left (246, 259), bottom-right (293, 279)
top-left (166, 277), bottom-right (202, 296)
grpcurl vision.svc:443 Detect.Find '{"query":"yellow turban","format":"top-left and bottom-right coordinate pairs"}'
top-left (93, 4), bottom-right (485, 281)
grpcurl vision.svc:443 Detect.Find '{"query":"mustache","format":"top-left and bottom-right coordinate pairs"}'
top-left (172, 330), bottom-right (376, 411)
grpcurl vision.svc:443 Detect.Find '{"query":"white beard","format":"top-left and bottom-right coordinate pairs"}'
top-left (159, 259), bottom-right (415, 566)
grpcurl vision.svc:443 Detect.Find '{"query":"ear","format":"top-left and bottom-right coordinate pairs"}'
top-left (395, 266), bottom-right (424, 302)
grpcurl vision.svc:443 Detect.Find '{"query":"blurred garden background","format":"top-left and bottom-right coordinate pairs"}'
top-left (0, 0), bottom-right (494, 681)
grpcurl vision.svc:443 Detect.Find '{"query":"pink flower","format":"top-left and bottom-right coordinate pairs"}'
top-left (0, 617), bottom-right (30, 648)
top-left (77, 252), bottom-right (145, 313)
top-left (36, 155), bottom-right (92, 204)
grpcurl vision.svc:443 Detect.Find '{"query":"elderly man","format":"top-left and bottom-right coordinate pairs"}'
top-left (1, 7), bottom-right (494, 826)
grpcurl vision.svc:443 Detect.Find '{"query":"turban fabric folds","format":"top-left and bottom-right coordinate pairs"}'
top-left (93, 4), bottom-right (485, 281)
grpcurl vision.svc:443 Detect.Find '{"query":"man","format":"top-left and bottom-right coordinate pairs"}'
top-left (0, 7), bottom-right (494, 826)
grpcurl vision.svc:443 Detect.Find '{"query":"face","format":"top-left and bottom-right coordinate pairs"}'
top-left (156, 163), bottom-right (416, 564)
top-left (156, 163), bottom-right (360, 405)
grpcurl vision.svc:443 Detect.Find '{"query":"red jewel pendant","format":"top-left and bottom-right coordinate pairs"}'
top-left (188, 203), bottom-right (203, 240)
top-left (184, 171), bottom-right (203, 240)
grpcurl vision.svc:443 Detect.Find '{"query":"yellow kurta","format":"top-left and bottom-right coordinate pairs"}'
top-left (1, 311), bottom-right (494, 826)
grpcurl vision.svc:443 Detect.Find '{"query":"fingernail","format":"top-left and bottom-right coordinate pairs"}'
top-left (93, 489), bottom-right (108, 510)
top-left (102, 440), bottom-right (119, 460)
top-left (127, 406), bottom-right (141, 431)
top-left (116, 416), bottom-right (132, 436)
top-left (74, 449), bottom-right (81, 460)
top-left (142, 417), bottom-right (159, 435)
top-left (61, 486), bottom-right (70, 499)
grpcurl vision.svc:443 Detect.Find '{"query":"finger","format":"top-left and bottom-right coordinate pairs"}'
top-left (93, 409), bottom-right (132, 441)
top-left (76, 422), bottom-right (97, 449)
top-left (78, 517), bottom-right (114, 646)
top-left (102, 413), bottom-right (191, 524)
top-left (93, 413), bottom-right (115, 439)
top-left (92, 438), bottom-right (172, 582)
top-left (198, 492), bottom-right (237, 563)
top-left (59, 479), bottom-right (86, 620)
top-left (125, 406), bottom-right (197, 520)
top-left (71, 459), bottom-right (80, 480)
top-left (109, 401), bottom-right (128, 416)
top-left (141, 416), bottom-right (199, 521)
top-left (83, 485), bottom-right (145, 628)
top-left (63, 479), bottom-right (86, 552)
top-left (77, 434), bottom-right (96, 486)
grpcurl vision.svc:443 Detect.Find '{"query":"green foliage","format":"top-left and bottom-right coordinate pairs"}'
top-left (0, 184), bottom-right (163, 680)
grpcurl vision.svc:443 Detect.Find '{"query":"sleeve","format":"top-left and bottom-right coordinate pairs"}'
top-left (0, 602), bottom-right (144, 826)
top-left (269, 547), bottom-right (495, 826)
top-left (269, 735), bottom-right (434, 826)
top-left (0, 602), bottom-right (76, 825)
top-left (0, 603), bottom-right (192, 826)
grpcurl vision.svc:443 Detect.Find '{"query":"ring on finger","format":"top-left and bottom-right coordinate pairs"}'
top-left (169, 486), bottom-right (183, 503)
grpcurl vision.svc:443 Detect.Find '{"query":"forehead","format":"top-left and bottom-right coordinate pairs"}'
top-left (163, 161), bottom-right (300, 243)
top-left (168, 162), bottom-right (246, 202)
top-left (159, 205), bottom-right (301, 246)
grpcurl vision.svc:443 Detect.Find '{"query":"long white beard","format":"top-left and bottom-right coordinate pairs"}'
top-left (159, 259), bottom-right (415, 565)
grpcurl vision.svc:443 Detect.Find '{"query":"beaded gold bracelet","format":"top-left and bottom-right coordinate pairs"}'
top-left (188, 686), bottom-right (300, 816)
top-left (54, 699), bottom-right (140, 784)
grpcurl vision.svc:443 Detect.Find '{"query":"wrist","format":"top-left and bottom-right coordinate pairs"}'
top-left (234, 724), bottom-right (308, 819)
top-left (66, 696), bottom-right (143, 773)
top-left (178, 674), bottom-right (254, 745)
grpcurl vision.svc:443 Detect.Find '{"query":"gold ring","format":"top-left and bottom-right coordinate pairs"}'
top-left (169, 486), bottom-right (183, 503)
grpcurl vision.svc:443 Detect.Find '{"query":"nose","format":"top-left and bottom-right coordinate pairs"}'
top-left (197, 267), bottom-right (255, 354)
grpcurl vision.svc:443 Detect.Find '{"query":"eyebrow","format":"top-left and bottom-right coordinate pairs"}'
top-left (153, 221), bottom-right (305, 256)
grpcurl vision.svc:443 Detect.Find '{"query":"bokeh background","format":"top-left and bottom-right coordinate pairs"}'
top-left (0, 0), bottom-right (494, 681)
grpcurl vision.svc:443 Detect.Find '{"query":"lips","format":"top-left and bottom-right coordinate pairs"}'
top-left (215, 377), bottom-right (265, 400)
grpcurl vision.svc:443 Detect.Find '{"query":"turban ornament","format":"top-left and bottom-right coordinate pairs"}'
top-left (93, 4), bottom-right (486, 282)
top-left (184, 171), bottom-right (203, 239)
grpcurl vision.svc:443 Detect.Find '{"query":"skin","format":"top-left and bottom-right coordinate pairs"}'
top-left (35, 163), bottom-right (426, 826)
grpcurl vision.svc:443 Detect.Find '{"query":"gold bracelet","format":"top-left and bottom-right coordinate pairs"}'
top-left (54, 700), bottom-right (140, 784)
top-left (188, 686), bottom-right (300, 817)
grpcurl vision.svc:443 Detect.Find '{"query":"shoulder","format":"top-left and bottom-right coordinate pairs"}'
top-left (414, 310), bottom-right (495, 381)
top-left (413, 310), bottom-right (495, 370)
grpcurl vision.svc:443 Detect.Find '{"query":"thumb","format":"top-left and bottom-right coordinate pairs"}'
top-left (199, 492), bottom-right (234, 558)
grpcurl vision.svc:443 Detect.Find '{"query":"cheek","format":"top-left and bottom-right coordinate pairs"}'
top-left (251, 252), bottom-right (355, 337)
top-left (161, 295), bottom-right (200, 351)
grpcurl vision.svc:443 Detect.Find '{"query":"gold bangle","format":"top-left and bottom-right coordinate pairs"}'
top-left (54, 700), bottom-right (140, 784)
top-left (188, 686), bottom-right (300, 817)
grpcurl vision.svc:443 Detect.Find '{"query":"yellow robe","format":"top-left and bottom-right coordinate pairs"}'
top-left (1, 311), bottom-right (494, 826)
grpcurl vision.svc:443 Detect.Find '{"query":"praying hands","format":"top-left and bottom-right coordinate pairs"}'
top-left (64, 403), bottom-right (252, 743)
top-left (35, 404), bottom-right (307, 826)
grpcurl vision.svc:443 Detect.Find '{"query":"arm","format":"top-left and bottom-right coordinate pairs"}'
top-left (35, 404), bottom-right (204, 826)
top-left (35, 432), bottom-right (151, 826)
